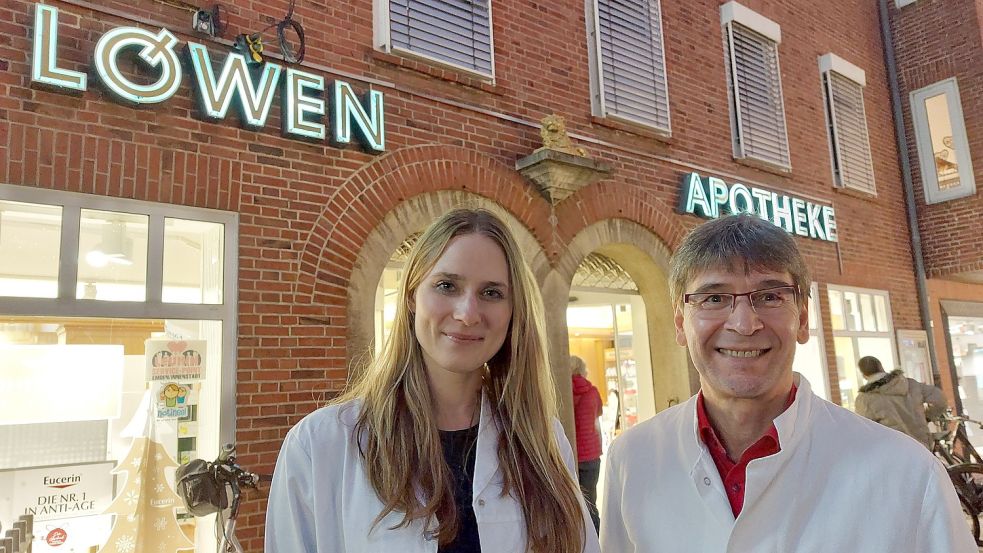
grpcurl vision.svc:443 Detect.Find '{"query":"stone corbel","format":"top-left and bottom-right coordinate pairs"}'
top-left (516, 114), bottom-right (612, 205)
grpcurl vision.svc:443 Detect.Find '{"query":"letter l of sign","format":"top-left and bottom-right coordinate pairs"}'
top-left (32, 5), bottom-right (87, 91)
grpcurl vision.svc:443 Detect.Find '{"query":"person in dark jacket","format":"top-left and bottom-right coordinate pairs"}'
top-left (855, 356), bottom-right (948, 449)
top-left (571, 355), bottom-right (603, 532)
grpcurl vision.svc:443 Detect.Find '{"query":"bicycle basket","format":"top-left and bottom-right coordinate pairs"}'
top-left (175, 459), bottom-right (229, 516)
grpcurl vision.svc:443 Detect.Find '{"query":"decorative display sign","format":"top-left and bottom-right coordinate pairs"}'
top-left (155, 381), bottom-right (191, 419)
top-left (31, 4), bottom-right (385, 152)
top-left (678, 172), bottom-right (838, 242)
top-left (0, 462), bottom-right (114, 523)
top-left (145, 339), bottom-right (206, 381)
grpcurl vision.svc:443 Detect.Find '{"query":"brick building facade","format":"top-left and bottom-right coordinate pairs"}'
top-left (0, 0), bottom-right (957, 550)
top-left (886, 0), bottom-right (983, 423)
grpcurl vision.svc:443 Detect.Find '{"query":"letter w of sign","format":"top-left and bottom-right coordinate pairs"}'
top-left (186, 42), bottom-right (282, 128)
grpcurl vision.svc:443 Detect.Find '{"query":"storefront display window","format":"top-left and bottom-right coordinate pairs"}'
top-left (77, 210), bottom-right (149, 301)
top-left (948, 315), bottom-right (983, 451)
top-left (0, 185), bottom-right (236, 553)
top-left (0, 200), bottom-right (62, 298)
top-left (828, 285), bottom-right (897, 410)
top-left (162, 218), bottom-right (225, 304)
top-left (792, 283), bottom-right (830, 400)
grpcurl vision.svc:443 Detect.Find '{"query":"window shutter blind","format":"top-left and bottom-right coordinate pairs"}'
top-left (596, 0), bottom-right (670, 131)
top-left (825, 71), bottom-right (875, 194)
top-left (389, 0), bottom-right (493, 76)
top-left (726, 23), bottom-right (790, 167)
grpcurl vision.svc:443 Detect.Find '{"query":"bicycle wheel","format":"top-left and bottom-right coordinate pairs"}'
top-left (947, 463), bottom-right (983, 546)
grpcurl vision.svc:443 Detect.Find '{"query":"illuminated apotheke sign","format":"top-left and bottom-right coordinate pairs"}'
top-left (678, 172), bottom-right (838, 242)
top-left (31, 4), bottom-right (385, 152)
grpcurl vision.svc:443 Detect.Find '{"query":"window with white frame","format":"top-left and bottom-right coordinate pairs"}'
top-left (820, 54), bottom-right (876, 195)
top-left (827, 285), bottom-right (897, 411)
top-left (587, 0), bottom-right (671, 133)
top-left (910, 78), bottom-right (976, 204)
top-left (792, 283), bottom-right (831, 401)
top-left (0, 185), bottom-right (237, 552)
top-left (375, 0), bottom-right (494, 78)
top-left (721, 2), bottom-right (790, 169)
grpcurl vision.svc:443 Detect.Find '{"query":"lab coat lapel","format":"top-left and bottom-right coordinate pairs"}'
top-left (471, 392), bottom-right (501, 500)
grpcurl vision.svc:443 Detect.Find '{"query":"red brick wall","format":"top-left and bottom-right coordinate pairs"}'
top-left (889, 0), bottom-right (983, 278)
top-left (0, 0), bottom-right (925, 549)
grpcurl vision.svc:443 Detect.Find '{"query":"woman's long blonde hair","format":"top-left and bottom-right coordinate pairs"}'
top-left (336, 208), bottom-right (586, 551)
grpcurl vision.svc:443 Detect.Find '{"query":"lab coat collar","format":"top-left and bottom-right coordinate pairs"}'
top-left (685, 372), bottom-right (815, 525)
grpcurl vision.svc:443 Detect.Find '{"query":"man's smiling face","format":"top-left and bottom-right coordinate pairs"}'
top-left (674, 264), bottom-right (809, 403)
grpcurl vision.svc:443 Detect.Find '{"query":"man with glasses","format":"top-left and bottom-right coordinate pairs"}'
top-left (599, 214), bottom-right (973, 552)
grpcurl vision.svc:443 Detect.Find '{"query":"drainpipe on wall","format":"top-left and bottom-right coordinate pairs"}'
top-left (877, 0), bottom-right (949, 398)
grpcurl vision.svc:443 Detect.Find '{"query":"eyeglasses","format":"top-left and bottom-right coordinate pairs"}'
top-left (683, 285), bottom-right (799, 314)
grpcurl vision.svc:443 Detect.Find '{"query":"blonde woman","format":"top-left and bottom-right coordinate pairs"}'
top-left (266, 208), bottom-right (599, 553)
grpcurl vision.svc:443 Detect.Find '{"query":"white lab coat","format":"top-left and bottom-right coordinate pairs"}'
top-left (266, 394), bottom-right (601, 552)
top-left (600, 374), bottom-right (976, 553)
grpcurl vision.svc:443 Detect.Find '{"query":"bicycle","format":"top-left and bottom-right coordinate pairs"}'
top-left (933, 410), bottom-right (983, 466)
top-left (931, 411), bottom-right (983, 546)
top-left (176, 445), bottom-right (271, 553)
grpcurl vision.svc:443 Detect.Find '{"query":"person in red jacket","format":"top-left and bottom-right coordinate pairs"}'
top-left (571, 355), bottom-right (603, 532)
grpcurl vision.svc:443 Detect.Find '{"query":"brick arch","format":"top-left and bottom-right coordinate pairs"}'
top-left (555, 218), bottom-right (673, 285)
top-left (545, 217), bottom-right (696, 417)
top-left (553, 181), bottom-right (690, 259)
top-left (345, 191), bottom-right (549, 364)
top-left (296, 144), bottom-right (552, 309)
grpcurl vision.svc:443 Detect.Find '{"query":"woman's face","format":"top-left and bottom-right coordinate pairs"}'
top-left (412, 233), bottom-right (513, 383)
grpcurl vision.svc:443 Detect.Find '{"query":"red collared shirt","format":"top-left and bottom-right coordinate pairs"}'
top-left (696, 384), bottom-right (797, 517)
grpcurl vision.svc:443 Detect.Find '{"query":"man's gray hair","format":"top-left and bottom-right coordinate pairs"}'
top-left (668, 214), bottom-right (811, 306)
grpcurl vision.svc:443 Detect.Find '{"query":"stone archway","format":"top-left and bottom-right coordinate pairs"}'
top-left (547, 218), bottom-right (695, 433)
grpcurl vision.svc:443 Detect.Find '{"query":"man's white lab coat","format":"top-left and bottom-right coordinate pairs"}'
top-left (600, 374), bottom-right (975, 553)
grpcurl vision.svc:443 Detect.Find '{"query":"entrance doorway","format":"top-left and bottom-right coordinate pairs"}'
top-left (567, 291), bottom-right (654, 445)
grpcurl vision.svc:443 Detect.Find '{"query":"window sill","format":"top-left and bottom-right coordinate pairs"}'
top-left (591, 116), bottom-right (672, 144)
top-left (924, 185), bottom-right (977, 205)
top-left (734, 155), bottom-right (792, 177)
top-left (833, 185), bottom-right (878, 201)
top-left (370, 50), bottom-right (504, 96)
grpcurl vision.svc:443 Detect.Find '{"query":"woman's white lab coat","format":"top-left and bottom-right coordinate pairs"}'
top-left (265, 394), bottom-right (601, 552)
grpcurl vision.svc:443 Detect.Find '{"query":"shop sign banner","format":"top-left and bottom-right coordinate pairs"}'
top-left (678, 172), bottom-right (838, 242)
top-left (0, 462), bottom-right (114, 523)
top-left (145, 339), bottom-right (206, 381)
top-left (30, 4), bottom-right (385, 152)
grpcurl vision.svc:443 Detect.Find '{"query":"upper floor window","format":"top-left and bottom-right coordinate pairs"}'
top-left (375, 0), bottom-right (494, 78)
top-left (721, 2), bottom-right (790, 170)
top-left (587, 0), bottom-right (671, 133)
top-left (910, 78), bottom-right (976, 204)
top-left (820, 54), bottom-right (876, 195)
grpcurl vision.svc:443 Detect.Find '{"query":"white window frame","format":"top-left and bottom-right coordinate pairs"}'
top-left (794, 282), bottom-right (831, 399)
top-left (373, 0), bottom-right (496, 80)
top-left (910, 78), bottom-right (976, 204)
top-left (819, 53), bottom-right (876, 195)
top-left (720, 2), bottom-right (791, 170)
top-left (0, 183), bottom-right (239, 446)
top-left (896, 0), bottom-right (917, 7)
top-left (827, 284), bottom-right (898, 407)
top-left (586, 0), bottom-right (672, 134)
